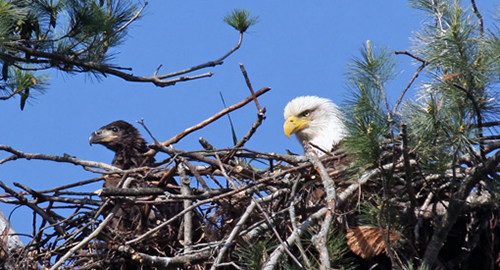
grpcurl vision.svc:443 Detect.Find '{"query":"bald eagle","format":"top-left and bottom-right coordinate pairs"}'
top-left (89, 120), bottom-right (153, 172)
top-left (89, 120), bottom-right (157, 230)
top-left (89, 121), bottom-right (206, 262)
top-left (284, 96), bottom-right (347, 155)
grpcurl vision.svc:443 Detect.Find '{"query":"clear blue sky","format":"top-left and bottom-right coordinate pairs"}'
top-left (1, 1), bottom-right (497, 242)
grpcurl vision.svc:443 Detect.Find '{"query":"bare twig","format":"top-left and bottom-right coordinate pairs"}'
top-left (155, 86), bottom-right (271, 148)
top-left (0, 145), bottom-right (117, 170)
top-left (392, 50), bottom-right (428, 113)
top-left (0, 181), bottom-right (66, 236)
top-left (211, 189), bottom-right (288, 269)
top-left (137, 118), bottom-right (159, 144)
top-left (239, 63), bottom-right (264, 113)
top-left (49, 203), bottom-right (122, 270)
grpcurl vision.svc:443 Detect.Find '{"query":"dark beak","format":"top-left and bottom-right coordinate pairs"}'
top-left (89, 131), bottom-right (101, 146)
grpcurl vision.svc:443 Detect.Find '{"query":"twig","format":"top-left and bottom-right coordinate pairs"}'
top-left (253, 197), bottom-right (303, 269)
top-left (0, 145), bottom-right (118, 170)
top-left (49, 202), bottom-right (122, 270)
top-left (239, 63), bottom-right (263, 113)
top-left (155, 86), bottom-right (271, 148)
top-left (0, 181), bottom-right (66, 236)
top-left (136, 118), bottom-right (159, 144)
top-left (211, 189), bottom-right (287, 269)
top-left (392, 50), bottom-right (428, 113)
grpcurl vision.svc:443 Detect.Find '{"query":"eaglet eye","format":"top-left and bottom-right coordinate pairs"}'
top-left (110, 126), bottom-right (119, 132)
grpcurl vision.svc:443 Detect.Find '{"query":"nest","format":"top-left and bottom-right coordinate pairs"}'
top-left (2, 87), bottom-right (500, 270)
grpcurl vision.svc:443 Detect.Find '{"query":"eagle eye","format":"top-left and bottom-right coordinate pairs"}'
top-left (110, 126), bottom-right (119, 132)
top-left (300, 110), bottom-right (310, 117)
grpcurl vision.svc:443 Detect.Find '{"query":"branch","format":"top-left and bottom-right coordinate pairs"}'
top-left (157, 32), bottom-right (244, 81)
top-left (117, 245), bottom-right (212, 267)
top-left (49, 202), bottom-right (122, 270)
top-left (452, 83), bottom-right (485, 159)
top-left (263, 164), bottom-right (390, 269)
top-left (310, 155), bottom-right (337, 270)
top-left (422, 150), bottom-right (500, 268)
top-left (0, 181), bottom-right (66, 236)
top-left (401, 123), bottom-right (417, 212)
top-left (154, 86), bottom-right (271, 147)
top-left (178, 164), bottom-right (193, 253)
top-left (471, 0), bottom-right (484, 37)
top-left (211, 189), bottom-right (288, 269)
top-left (6, 30), bottom-right (245, 88)
top-left (393, 51), bottom-right (429, 113)
top-left (0, 145), bottom-right (117, 170)
top-left (239, 63), bottom-right (264, 113)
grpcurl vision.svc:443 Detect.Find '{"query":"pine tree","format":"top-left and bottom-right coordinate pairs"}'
top-left (0, 1), bottom-right (254, 109)
top-left (341, 0), bottom-right (500, 269)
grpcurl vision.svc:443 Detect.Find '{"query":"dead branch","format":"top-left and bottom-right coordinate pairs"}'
top-left (49, 202), bottom-right (122, 270)
top-left (0, 145), bottom-right (117, 170)
top-left (156, 86), bottom-right (271, 148)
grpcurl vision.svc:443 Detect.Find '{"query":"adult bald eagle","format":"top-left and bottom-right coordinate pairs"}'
top-left (284, 96), bottom-right (347, 155)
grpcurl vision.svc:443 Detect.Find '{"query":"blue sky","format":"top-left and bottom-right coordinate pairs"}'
top-left (1, 1), bottom-right (497, 242)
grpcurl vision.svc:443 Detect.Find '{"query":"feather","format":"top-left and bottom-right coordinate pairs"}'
top-left (284, 96), bottom-right (347, 155)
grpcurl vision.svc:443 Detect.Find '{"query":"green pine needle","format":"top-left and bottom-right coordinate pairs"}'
top-left (219, 92), bottom-right (238, 145)
top-left (223, 9), bottom-right (259, 33)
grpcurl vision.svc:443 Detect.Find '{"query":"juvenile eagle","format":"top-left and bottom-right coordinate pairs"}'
top-left (89, 120), bottom-right (186, 264)
top-left (89, 120), bottom-right (156, 229)
top-left (89, 120), bottom-right (178, 231)
top-left (284, 96), bottom-right (347, 154)
top-left (89, 120), bottom-right (153, 172)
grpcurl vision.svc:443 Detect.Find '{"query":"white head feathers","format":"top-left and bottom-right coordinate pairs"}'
top-left (283, 96), bottom-right (347, 155)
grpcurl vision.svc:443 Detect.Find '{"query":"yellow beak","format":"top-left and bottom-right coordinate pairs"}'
top-left (284, 116), bottom-right (311, 138)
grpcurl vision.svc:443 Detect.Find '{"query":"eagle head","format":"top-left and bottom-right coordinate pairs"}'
top-left (89, 120), bottom-right (145, 151)
top-left (89, 120), bottom-right (152, 169)
top-left (283, 96), bottom-right (347, 154)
